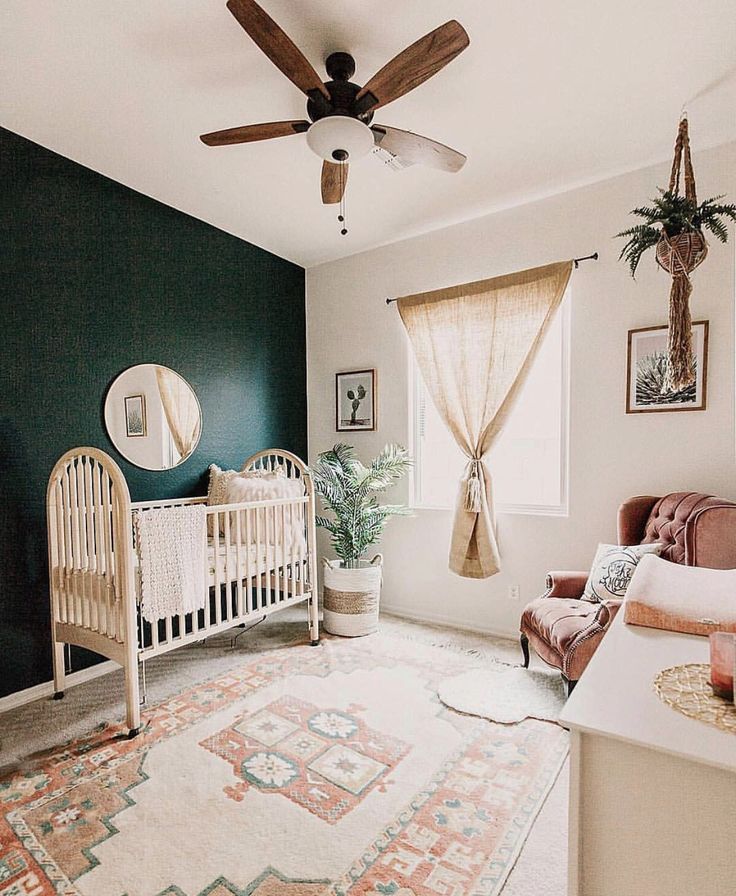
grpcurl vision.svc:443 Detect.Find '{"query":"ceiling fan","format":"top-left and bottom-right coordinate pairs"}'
top-left (200, 0), bottom-right (470, 225)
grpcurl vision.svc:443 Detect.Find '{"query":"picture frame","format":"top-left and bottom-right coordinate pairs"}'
top-left (124, 394), bottom-right (147, 437)
top-left (336, 369), bottom-right (377, 432)
top-left (626, 321), bottom-right (709, 413)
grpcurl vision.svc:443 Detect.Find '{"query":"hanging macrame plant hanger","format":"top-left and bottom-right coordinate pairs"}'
top-left (655, 117), bottom-right (708, 391)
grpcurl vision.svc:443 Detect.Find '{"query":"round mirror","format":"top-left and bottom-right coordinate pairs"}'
top-left (104, 364), bottom-right (202, 470)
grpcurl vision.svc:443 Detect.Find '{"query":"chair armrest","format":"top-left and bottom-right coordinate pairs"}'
top-left (544, 570), bottom-right (589, 599)
top-left (595, 598), bottom-right (623, 626)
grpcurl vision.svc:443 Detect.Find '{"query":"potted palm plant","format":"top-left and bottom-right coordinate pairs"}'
top-left (312, 443), bottom-right (411, 636)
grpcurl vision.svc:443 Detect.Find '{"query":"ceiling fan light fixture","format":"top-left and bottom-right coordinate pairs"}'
top-left (306, 116), bottom-right (374, 162)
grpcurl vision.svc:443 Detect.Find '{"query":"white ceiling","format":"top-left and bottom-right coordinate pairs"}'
top-left (2, 1), bottom-right (735, 268)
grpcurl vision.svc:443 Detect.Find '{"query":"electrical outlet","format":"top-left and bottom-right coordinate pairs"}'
top-left (508, 585), bottom-right (520, 601)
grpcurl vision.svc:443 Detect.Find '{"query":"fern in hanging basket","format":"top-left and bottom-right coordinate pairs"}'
top-left (312, 443), bottom-right (412, 567)
top-left (616, 189), bottom-right (736, 277)
top-left (616, 116), bottom-right (736, 392)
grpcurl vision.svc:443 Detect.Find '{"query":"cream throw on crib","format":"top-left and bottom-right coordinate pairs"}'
top-left (135, 505), bottom-right (207, 624)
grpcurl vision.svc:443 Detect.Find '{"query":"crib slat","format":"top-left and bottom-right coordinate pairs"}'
top-left (61, 466), bottom-right (75, 625)
top-left (223, 509), bottom-right (232, 623)
top-left (270, 505), bottom-right (277, 604)
top-left (263, 506), bottom-right (270, 608)
top-left (71, 460), bottom-right (85, 625)
top-left (51, 480), bottom-right (64, 624)
top-left (254, 506), bottom-right (261, 613)
top-left (298, 500), bottom-right (306, 598)
top-left (113, 490), bottom-right (128, 644)
top-left (287, 501), bottom-right (295, 600)
top-left (214, 510), bottom-right (223, 627)
top-left (84, 458), bottom-right (98, 632)
top-left (92, 462), bottom-right (105, 634)
top-left (101, 469), bottom-right (115, 641)
top-left (235, 508), bottom-right (244, 618)
top-left (287, 500), bottom-right (296, 600)
top-left (199, 517), bottom-right (210, 636)
top-left (264, 506), bottom-right (272, 610)
top-left (83, 459), bottom-right (93, 629)
top-left (58, 479), bottom-right (70, 623)
top-left (279, 501), bottom-right (288, 601)
top-left (244, 506), bottom-right (254, 613)
top-left (78, 458), bottom-right (90, 628)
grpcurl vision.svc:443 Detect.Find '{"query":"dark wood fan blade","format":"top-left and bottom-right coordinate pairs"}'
top-left (355, 20), bottom-right (469, 115)
top-left (321, 160), bottom-right (348, 204)
top-left (372, 124), bottom-right (466, 172)
top-left (200, 120), bottom-right (310, 146)
top-left (226, 0), bottom-right (330, 101)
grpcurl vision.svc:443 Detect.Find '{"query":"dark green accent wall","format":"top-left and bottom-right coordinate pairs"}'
top-left (0, 127), bottom-right (307, 699)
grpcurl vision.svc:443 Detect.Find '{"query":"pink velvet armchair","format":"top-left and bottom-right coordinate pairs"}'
top-left (520, 492), bottom-right (736, 694)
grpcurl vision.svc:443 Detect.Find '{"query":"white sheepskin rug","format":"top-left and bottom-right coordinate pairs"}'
top-left (438, 664), bottom-right (568, 724)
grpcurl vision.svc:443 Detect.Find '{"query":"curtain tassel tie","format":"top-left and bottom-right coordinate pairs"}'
top-left (464, 460), bottom-right (483, 513)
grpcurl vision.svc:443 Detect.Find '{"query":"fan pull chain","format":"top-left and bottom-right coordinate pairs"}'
top-left (337, 160), bottom-right (348, 236)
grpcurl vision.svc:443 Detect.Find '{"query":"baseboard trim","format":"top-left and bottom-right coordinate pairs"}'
top-left (380, 604), bottom-right (516, 642)
top-left (0, 660), bottom-right (119, 715)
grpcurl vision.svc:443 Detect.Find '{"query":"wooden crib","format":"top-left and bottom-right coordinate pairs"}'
top-left (46, 447), bottom-right (318, 736)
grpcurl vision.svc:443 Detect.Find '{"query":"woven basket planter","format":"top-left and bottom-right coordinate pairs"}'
top-left (322, 555), bottom-right (382, 637)
top-left (655, 229), bottom-right (708, 276)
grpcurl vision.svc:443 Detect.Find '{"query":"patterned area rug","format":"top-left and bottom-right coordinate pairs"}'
top-left (0, 634), bottom-right (568, 896)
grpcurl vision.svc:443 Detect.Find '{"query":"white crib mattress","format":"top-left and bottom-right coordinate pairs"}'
top-left (52, 541), bottom-right (306, 603)
top-left (203, 539), bottom-right (304, 583)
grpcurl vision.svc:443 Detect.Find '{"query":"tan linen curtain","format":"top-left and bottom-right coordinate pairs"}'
top-left (155, 366), bottom-right (201, 460)
top-left (398, 260), bottom-right (573, 579)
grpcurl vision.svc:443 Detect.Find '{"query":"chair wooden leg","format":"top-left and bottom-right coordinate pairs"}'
top-left (520, 633), bottom-right (530, 669)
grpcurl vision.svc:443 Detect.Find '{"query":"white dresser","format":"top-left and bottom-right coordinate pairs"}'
top-left (560, 615), bottom-right (736, 896)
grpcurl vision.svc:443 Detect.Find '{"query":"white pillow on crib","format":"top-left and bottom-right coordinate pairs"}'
top-left (223, 474), bottom-right (305, 551)
top-left (206, 465), bottom-right (241, 536)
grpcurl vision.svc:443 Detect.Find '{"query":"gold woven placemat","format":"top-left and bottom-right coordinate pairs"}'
top-left (653, 663), bottom-right (736, 735)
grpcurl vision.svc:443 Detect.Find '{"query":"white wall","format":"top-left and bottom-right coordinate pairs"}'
top-left (306, 141), bottom-right (736, 638)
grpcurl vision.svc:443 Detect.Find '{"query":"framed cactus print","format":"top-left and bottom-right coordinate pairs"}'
top-left (336, 369), bottom-right (377, 431)
top-left (626, 321), bottom-right (708, 413)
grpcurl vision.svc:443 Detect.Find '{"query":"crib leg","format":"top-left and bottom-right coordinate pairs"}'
top-left (125, 658), bottom-right (141, 736)
top-left (308, 593), bottom-right (320, 646)
top-left (52, 638), bottom-right (66, 699)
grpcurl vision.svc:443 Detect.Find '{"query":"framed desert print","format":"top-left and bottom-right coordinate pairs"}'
top-left (124, 394), bottom-right (147, 437)
top-left (626, 321), bottom-right (708, 413)
top-left (336, 369), bottom-right (377, 432)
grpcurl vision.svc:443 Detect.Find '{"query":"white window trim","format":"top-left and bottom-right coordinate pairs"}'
top-left (410, 293), bottom-right (571, 517)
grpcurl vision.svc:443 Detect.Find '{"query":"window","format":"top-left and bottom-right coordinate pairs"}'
top-left (412, 294), bottom-right (569, 515)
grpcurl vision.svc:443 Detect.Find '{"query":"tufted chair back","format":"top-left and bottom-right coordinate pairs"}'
top-left (618, 492), bottom-right (736, 569)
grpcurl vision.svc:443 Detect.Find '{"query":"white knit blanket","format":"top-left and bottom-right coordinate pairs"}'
top-left (135, 505), bottom-right (207, 624)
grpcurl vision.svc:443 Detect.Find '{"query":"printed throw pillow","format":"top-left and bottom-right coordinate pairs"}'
top-left (581, 542), bottom-right (664, 603)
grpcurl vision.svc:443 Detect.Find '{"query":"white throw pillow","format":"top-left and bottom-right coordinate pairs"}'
top-left (207, 465), bottom-right (277, 537)
top-left (223, 474), bottom-right (305, 550)
top-left (623, 552), bottom-right (736, 635)
top-left (206, 465), bottom-right (241, 537)
top-left (581, 542), bottom-right (664, 603)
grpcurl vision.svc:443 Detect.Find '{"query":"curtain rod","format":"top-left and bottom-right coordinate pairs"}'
top-left (384, 253), bottom-right (599, 305)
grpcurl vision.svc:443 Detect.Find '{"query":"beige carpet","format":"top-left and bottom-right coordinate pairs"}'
top-left (0, 612), bottom-right (567, 895)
